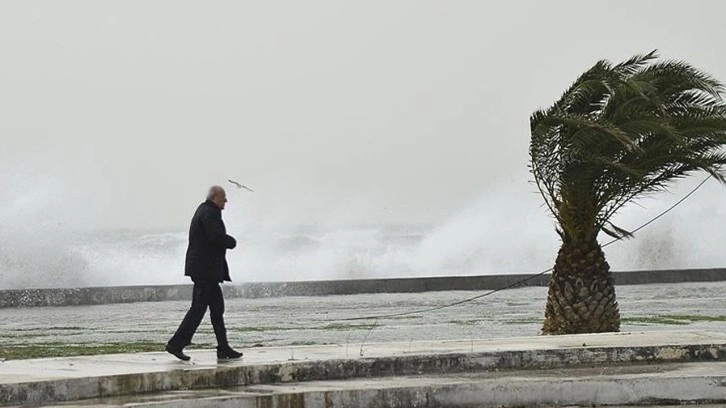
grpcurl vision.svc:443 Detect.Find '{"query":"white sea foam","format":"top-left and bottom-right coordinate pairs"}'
top-left (2, 174), bottom-right (726, 289)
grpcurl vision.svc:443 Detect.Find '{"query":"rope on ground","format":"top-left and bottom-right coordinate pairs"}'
top-left (328, 175), bottom-right (713, 322)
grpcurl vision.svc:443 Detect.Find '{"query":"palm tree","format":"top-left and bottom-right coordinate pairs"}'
top-left (529, 51), bottom-right (726, 334)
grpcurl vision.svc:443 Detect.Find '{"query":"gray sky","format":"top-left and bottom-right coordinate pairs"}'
top-left (2, 0), bottom-right (726, 233)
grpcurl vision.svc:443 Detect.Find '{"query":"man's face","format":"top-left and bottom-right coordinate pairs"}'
top-left (213, 190), bottom-right (228, 210)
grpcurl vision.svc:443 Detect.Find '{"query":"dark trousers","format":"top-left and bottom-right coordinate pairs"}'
top-left (168, 281), bottom-right (229, 350)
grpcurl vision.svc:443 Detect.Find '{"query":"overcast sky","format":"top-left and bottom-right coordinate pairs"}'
top-left (2, 0), bottom-right (726, 236)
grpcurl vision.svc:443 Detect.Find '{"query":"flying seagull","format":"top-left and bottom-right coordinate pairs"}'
top-left (228, 179), bottom-right (255, 192)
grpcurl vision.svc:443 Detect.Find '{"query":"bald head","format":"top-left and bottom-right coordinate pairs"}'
top-left (207, 185), bottom-right (228, 210)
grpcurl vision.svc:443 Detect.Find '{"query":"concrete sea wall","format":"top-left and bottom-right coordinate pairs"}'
top-left (1, 267), bottom-right (725, 308)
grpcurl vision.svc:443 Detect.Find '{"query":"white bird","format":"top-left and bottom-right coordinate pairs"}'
top-left (228, 179), bottom-right (255, 192)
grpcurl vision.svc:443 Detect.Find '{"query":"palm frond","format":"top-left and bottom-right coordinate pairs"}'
top-left (530, 52), bottom-right (726, 244)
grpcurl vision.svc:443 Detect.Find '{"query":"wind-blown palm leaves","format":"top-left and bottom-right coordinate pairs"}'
top-left (530, 51), bottom-right (726, 334)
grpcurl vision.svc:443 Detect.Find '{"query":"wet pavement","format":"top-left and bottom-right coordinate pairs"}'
top-left (3, 330), bottom-right (726, 407)
top-left (0, 281), bottom-right (725, 351)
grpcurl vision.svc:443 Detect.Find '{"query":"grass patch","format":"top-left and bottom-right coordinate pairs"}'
top-left (1, 332), bottom-right (78, 339)
top-left (664, 314), bottom-right (726, 322)
top-left (10, 326), bottom-right (86, 332)
top-left (210, 323), bottom-right (378, 333)
top-left (503, 318), bottom-right (542, 325)
top-left (622, 316), bottom-right (689, 325)
top-left (288, 341), bottom-right (318, 346)
top-left (320, 323), bottom-right (377, 331)
top-left (386, 315), bottom-right (423, 320)
top-left (623, 314), bottom-right (726, 325)
top-left (0, 341), bottom-right (214, 360)
top-left (1, 342), bottom-right (157, 360)
top-left (447, 320), bottom-right (488, 326)
top-left (225, 326), bottom-right (299, 333)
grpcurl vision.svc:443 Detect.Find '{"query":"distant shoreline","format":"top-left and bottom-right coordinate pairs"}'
top-left (2, 267), bottom-right (725, 308)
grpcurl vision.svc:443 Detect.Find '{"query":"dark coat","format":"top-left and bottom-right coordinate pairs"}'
top-left (184, 200), bottom-right (237, 282)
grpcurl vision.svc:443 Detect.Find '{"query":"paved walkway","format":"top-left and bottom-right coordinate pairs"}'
top-left (2, 330), bottom-right (722, 385)
top-left (2, 330), bottom-right (726, 406)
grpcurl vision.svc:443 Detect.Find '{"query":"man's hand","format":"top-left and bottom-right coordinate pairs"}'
top-left (225, 235), bottom-right (237, 250)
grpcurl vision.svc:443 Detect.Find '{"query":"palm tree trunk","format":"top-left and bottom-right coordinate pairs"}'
top-left (542, 239), bottom-right (620, 334)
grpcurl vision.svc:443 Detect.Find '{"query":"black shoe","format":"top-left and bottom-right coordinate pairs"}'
top-left (165, 344), bottom-right (191, 361)
top-left (217, 347), bottom-right (243, 360)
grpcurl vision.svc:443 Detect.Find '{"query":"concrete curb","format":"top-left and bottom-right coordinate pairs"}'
top-left (214, 367), bottom-right (726, 408)
top-left (2, 337), bottom-right (725, 406)
top-left (23, 363), bottom-right (726, 407)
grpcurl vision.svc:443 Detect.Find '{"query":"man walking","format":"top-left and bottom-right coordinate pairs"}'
top-left (166, 185), bottom-right (243, 361)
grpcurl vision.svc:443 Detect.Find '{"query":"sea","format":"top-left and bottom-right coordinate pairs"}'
top-left (0, 222), bottom-right (564, 290)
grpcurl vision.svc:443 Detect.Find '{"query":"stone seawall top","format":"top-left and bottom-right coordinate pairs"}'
top-left (1, 268), bottom-right (725, 308)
